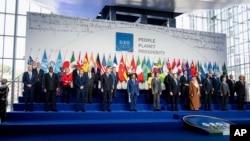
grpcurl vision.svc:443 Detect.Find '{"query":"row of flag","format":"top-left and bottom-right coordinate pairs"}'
top-left (27, 50), bottom-right (228, 83)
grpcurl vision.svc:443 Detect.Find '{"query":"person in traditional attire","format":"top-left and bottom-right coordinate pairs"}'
top-left (189, 76), bottom-right (201, 111)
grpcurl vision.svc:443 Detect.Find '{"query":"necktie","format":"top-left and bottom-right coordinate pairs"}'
top-left (29, 72), bottom-right (32, 79)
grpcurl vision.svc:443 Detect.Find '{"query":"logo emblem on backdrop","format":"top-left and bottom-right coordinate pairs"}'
top-left (116, 32), bottom-right (134, 52)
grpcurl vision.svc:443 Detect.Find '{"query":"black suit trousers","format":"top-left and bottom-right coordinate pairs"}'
top-left (102, 90), bottom-right (112, 110)
top-left (204, 92), bottom-right (212, 110)
top-left (45, 90), bottom-right (56, 110)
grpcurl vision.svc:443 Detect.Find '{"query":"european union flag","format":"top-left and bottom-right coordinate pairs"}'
top-left (41, 50), bottom-right (48, 73)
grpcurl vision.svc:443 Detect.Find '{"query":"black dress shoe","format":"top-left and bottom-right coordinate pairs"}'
top-left (175, 109), bottom-right (179, 111)
top-left (82, 109), bottom-right (86, 112)
top-left (133, 109), bottom-right (137, 112)
top-left (53, 109), bottom-right (58, 112)
top-left (107, 109), bottom-right (111, 112)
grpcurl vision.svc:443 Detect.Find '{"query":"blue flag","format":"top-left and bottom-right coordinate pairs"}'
top-left (186, 61), bottom-right (191, 79)
top-left (107, 54), bottom-right (113, 67)
top-left (41, 50), bottom-right (48, 73)
top-left (208, 62), bottom-right (213, 72)
top-left (113, 54), bottom-right (118, 67)
top-left (27, 56), bottom-right (33, 65)
top-left (55, 51), bottom-right (62, 73)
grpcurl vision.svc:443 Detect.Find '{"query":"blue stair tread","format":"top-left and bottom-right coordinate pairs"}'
top-left (2, 119), bottom-right (180, 126)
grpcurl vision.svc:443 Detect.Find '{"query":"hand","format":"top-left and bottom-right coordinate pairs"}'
top-left (56, 88), bottom-right (59, 92)
top-left (27, 84), bottom-right (32, 87)
top-left (205, 91), bottom-right (207, 94)
top-left (44, 88), bottom-right (47, 93)
top-left (179, 92), bottom-right (181, 96)
top-left (221, 94), bottom-right (223, 96)
top-left (2, 98), bottom-right (6, 101)
top-left (101, 89), bottom-right (104, 92)
top-left (137, 94), bottom-right (139, 96)
top-left (170, 92), bottom-right (173, 96)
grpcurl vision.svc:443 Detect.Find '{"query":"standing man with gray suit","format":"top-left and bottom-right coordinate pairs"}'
top-left (152, 72), bottom-right (162, 111)
top-left (220, 76), bottom-right (230, 110)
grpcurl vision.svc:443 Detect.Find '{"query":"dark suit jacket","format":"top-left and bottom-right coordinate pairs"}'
top-left (164, 74), bottom-right (172, 92)
top-left (196, 76), bottom-right (203, 85)
top-left (44, 73), bottom-right (59, 91)
top-left (127, 79), bottom-right (139, 95)
top-left (212, 77), bottom-right (220, 92)
top-left (111, 71), bottom-right (119, 87)
top-left (22, 71), bottom-right (37, 89)
top-left (152, 77), bottom-right (162, 94)
top-left (84, 72), bottom-right (95, 87)
top-left (101, 73), bottom-right (113, 91)
top-left (203, 78), bottom-right (213, 93)
top-left (227, 79), bottom-right (235, 93)
top-left (169, 77), bottom-right (180, 95)
top-left (234, 81), bottom-right (245, 96)
top-left (74, 74), bottom-right (88, 89)
top-left (220, 82), bottom-right (230, 95)
top-left (33, 68), bottom-right (44, 84)
top-left (180, 75), bottom-right (188, 87)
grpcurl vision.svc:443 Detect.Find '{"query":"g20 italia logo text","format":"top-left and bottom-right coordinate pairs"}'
top-left (116, 32), bottom-right (134, 52)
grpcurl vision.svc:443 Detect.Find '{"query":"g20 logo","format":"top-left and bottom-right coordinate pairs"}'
top-left (116, 32), bottom-right (133, 52)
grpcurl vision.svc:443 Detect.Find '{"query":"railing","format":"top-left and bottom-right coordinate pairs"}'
top-left (6, 74), bottom-right (23, 112)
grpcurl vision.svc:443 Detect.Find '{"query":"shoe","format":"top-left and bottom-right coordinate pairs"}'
top-left (107, 109), bottom-right (111, 112)
top-left (175, 109), bottom-right (179, 111)
top-left (75, 110), bottom-right (79, 112)
top-left (133, 109), bottom-right (137, 112)
top-left (82, 109), bottom-right (86, 112)
top-left (53, 109), bottom-right (58, 112)
top-left (130, 109), bottom-right (133, 112)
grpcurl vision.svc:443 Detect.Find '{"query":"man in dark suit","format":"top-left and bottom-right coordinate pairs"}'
top-left (234, 75), bottom-right (246, 110)
top-left (212, 73), bottom-right (220, 104)
top-left (85, 67), bottom-right (95, 103)
top-left (111, 66), bottom-right (119, 98)
top-left (127, 73), bottom-right (139, 112)
top-left (101, 66), bottom-right (114, 112)
top-left (93, 66), bottom-right (101, 97)
top-left (33, 62), bottom-right (44, 103)
top-left (43, 66), bottom-right (59, 112)
top-left (152, 72), bottom-right (162, 111)
top-left (196, 71), bottom-right (204, 104)
top-left (164, 69), bottom-right (173, 103)
top-left (227, 74), bottom-right (235, 104)
top-left (203, 73), bottom-right (214, 111)
top-left (74, 69), bottom-right (88, 112)
top-left (169, 73), bottom-right (181, 111)
top-left (22, 65), bottom-right (36, 111)
top-left (179, 70), bottom-right (189, 107)
top-left (72, 65), bottom-right (80, 97)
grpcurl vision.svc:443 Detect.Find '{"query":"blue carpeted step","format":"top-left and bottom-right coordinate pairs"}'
top-left (6, 111), bottom-right (179, 122)
top-left (13, 103), bottom-right (165, 111)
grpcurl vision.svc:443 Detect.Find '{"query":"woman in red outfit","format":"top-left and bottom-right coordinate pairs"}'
top-left (61, 68), bottom-right (72, 103)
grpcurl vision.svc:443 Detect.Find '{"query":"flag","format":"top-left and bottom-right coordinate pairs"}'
top-left (146, 57), bottom-right (152, 73)
top-left (101, 54), bottom-right (107, 75)
top-left (222, 62), bottom-right (228, 75)
top-left (130, 56), bottom-right (136, 72)
top-left (27, 56), bottom-right (33, 65)
top-left (142, 57), bottom-right (148, 82)
top-left (190, 60), bottom-right (196, 77)
top-left (113, 54), bottom-right (118, 67)
top-left (204, 62), bottom-right (208, 73)
top-left (186, 61), bottom-right (190, 78)
top-left (124, 55), bottom-right (129, 81)
top-left (95, 53), bottom-right (101, 69)
top-left (162, 58), bottom-right (168, 75)
top-left (182, 59), bottom-right (187, 71)
top-left (70, 51), bottom-right (76, 65)
top-left (136, 56), bottom-right (144, 83)
top-left (55, 51), bottom-right (62, 73)
top-left (152, 62), bottom-right (158, 73)
top-left (77, 52), bottom-right (82, 67)
top-left (41, 50), bottom-right (48, 73)
top-left (198, 61), bottom-right (206, 78)
top-left (177, 59), bottom-right (182, 73)
top-left (125, 55), bottom-right (130, 72)
top-left (82, 52), bottom-right (89, 72)
top-left (213, 62), bottom-right (219, 73)
top-left (157, 58), bottom-right (163, 73)
top-left (208, 62), bottom-right (213, 72)
top-left (167, 58), bottom-right (172, 70)
top-left (107, 54), bottom-right (113, 67)
top-left (118, 55), bottom-right (126, 82)
top-left (157, 58), bottom-right (165, 83)
top-left (90, 52), bottom-right (95, 67)
top-left (172, 59), bottom-right (177, 73)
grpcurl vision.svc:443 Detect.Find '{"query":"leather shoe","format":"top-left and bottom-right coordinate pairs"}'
top-left (133, 109), bottom-right (137, 112)
top-left (107, 109), bottom-right (111, 112)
